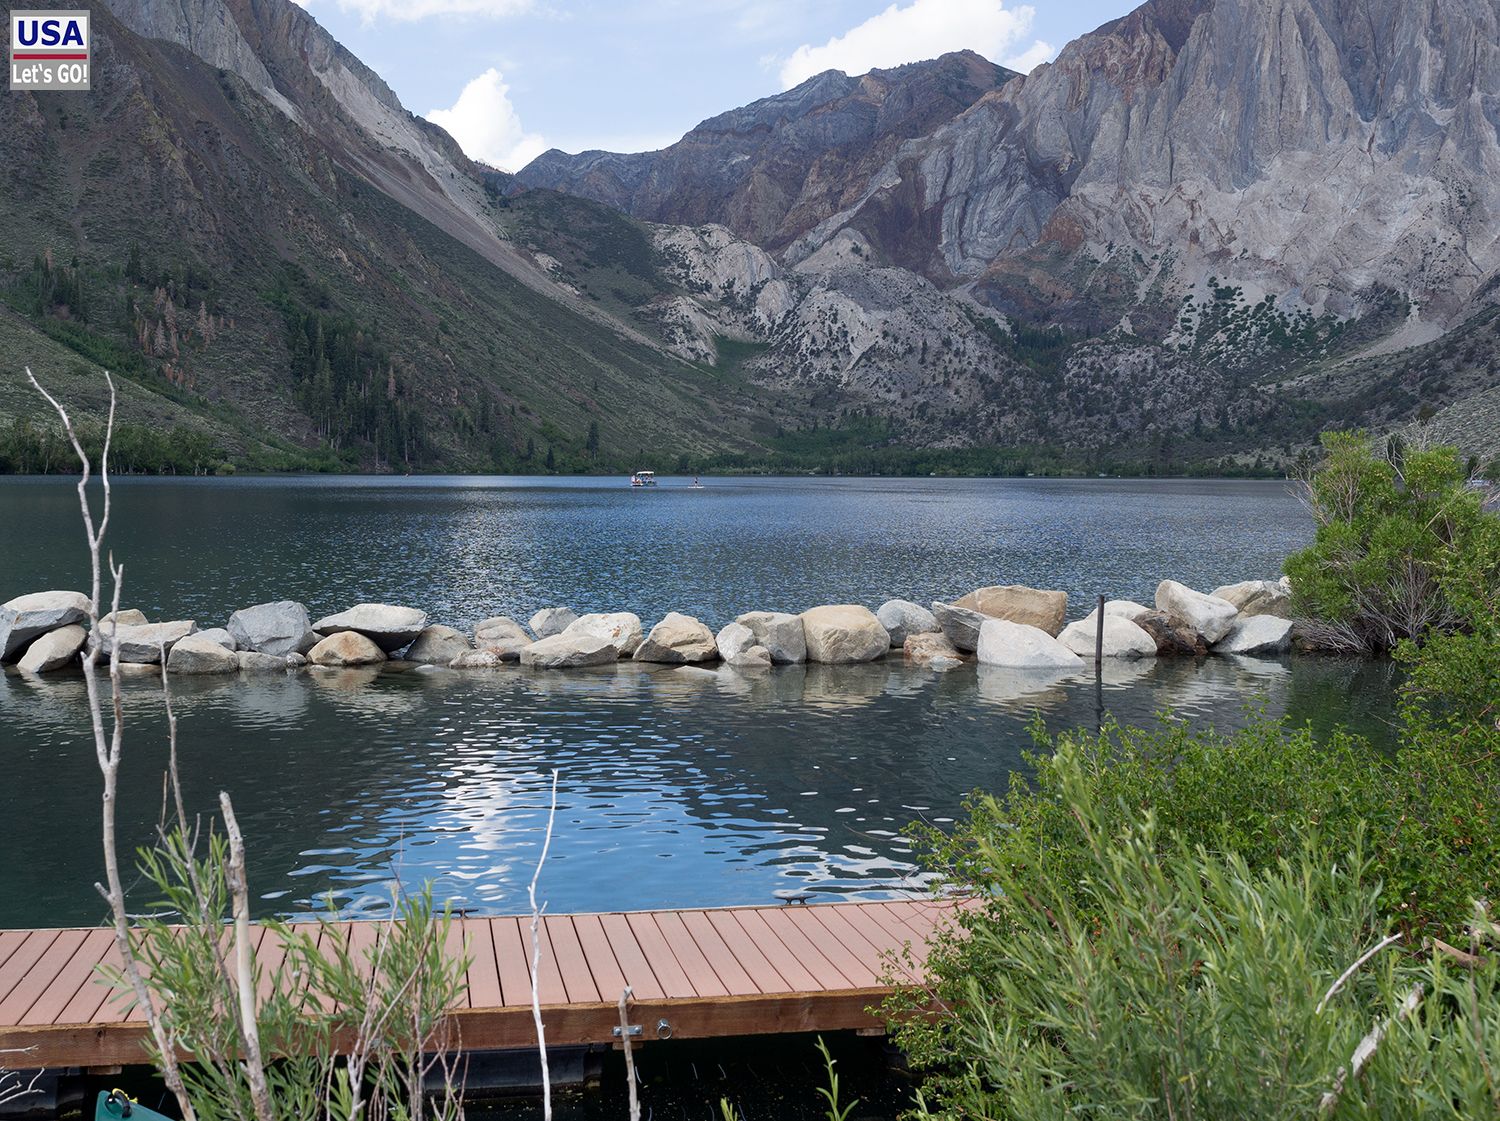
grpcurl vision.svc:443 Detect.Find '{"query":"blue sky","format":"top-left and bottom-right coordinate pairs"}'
top-left (293, 0), bottom-right (1136, 170)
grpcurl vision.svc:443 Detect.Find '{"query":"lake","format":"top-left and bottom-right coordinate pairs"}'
top-left (0, 475), bottom-right (1395, 929)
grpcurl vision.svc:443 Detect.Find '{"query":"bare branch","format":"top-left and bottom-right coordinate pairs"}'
top-left (220, 793), bottom-right (275, 1121)
top-left (618, 987), bottom-right (640, 1121)
top-left (529, 770), bottom-right (560, 1121)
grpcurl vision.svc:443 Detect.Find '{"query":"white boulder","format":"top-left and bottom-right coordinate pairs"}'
top-left (735, 611), bottom-right (806, 663)
top-left (1057, 615), bottom-right (1158, 660)
top-left (167, 633), bottom-right (241, 675)
top-left (1155, 580), bottom-right (1240, 644)
top-left (520, 632), bottom-right (619, 668)
top-left (1211, 578), bottom-right (1293, 618)
top-left (564, 612), bottom-right (644, 655)
top-left (875, 599), bottom-right (938, 646)
top-left (635, 613), bottom-right (717, 663)
top-left (1, 590), bottom-right (91, 660)
top-left (194, 627), bottom-right (237, 650)
top-left (1214, 615), bottom-right (1294, 656)
top-left (16, 624), bottom-right (87, 673)
top-left (1103, 599), bottom-right (1153, 622)
top-left (312, 604), bottom-right (429, 651)
top-left (105, 621), bottom-right (199, 664)
top-left (799, 605), bottom-right (890, 664)
top-left (227, 601), bottom-right (318, 657)
top-left (976, 619), bottom-right (1084, 669)
top-left (404, 625), bottom-right (473, 665)
top-left (308, 631), bottom-right (387, 667)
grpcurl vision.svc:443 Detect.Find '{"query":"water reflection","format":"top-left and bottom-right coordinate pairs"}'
top-left (0, 655), bottom-right (1397, 928)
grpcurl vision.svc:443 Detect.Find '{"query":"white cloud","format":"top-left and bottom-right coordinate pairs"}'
top-left (778, 0), bottom-right (1039, 89)
top-left (1003, 38), bottom-right (1055, 73)
top-left (426, 69), bottom-right (548, 171)
top-left (323, 0), bottom-right (532, 22)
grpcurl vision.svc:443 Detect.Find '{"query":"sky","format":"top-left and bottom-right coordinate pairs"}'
top-left (292, 0), bottom-right (1137, 172)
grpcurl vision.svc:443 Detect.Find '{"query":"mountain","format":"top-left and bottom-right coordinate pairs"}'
top-left (0, 0), bottom-right (778, 472)
top-left (520, 0), bottom-right (1500, 470)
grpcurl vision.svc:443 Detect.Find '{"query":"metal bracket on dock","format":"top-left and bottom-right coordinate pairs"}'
top-left (612, 1024), bottom-right (642, 1038)
top-left (611, 1018), bottom-right (672, 1040)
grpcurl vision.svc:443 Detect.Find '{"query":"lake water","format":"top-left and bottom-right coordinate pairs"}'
top-left (0, 476), bottom-right (1397, 929)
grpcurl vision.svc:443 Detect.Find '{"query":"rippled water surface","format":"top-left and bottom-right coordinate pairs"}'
top-left (0, 476), bottom-right (1396, 928)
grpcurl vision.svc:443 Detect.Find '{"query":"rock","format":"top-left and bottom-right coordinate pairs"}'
top-left (312, 604), bottom-right (429, 651)
top-left (166, 633), bottom-right (240, 675)
top-left (975, 619), bottom-right (1084, 669)
top-left (475, 615), bottom-right (529, 645)
top-left (1210, 578), bottom-right (1293, 618)
top-left (928, 655), bottom-right (964, 671)
top-left (564, 612), bottom-right (644, 655)
top-left (930, 601), bottom-right (987, 653)
top-left (715, 621), bottom-right (758, 660)
top-left (528, 607), bottom-right (579, 639)
top-left (451, 649), bottom-right (507, 669)
top-left (105, 621), bottom-right (199, 664)
top-left (953, 585), bottom-right (1068, 636)
top-left (0, 590), bottom-right (91, 660)
top-left (635, 612), bottom-right (718, 663)
top-left (227, 601), bottom-right (318, 657)
top-left (16, 624), bottom-right (86, 673)
top-left (100, 609), bottom-right (149, 628)
top-left (1103, 599), bottom-right (1153, 622)
top-left (799, 605), bottom-right (890, 664)
top-left (1057, 615), bottom-right (1157, 660)
top-left (284, 652), bottom-right (307, 668)
top-left (735, 611), bottom-right (807, 664)
top-left (903, 631), bottom-right (963, 666)
top-left (1215, 615), bottom-right (1294, 656)
top-left (1136, 610), bottom-right (1209, 656)
top-left (194, 627), bottom-right (237, 650)
top-left (1155, 580), bottom-right (1239, 643)
top-left (520, 632), bottom-right (620, 668)
top-left (237, 650), bottom-right (293, 673)
top-left (875, 599), bottom-right (939, 646)
top-left (725, 645), bottom-right (772, 669)
top-left (403, 625), bottom-right (473, 665)
top-left (308, 631), bottom-right (387, 667)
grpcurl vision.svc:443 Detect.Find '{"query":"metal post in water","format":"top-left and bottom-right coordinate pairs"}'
top-left (1095, 594), bottom-right (1105, 667)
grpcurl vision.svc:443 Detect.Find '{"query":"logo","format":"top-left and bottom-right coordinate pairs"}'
top-left (10, 10), bottom-right (90, 91)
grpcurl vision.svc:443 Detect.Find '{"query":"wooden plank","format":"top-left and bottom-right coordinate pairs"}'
top-left (443, 919), bottom-right (471, 1011)
top-left (0, 931), bottom-right (30, 975)
top-left (703, 910), bottom-right (792, 994)
top-left (21, 929), bottom-right (115, 1027)
top-left (0, 930), bottom-right (88, 1026)
top-left (780, 907), bottom-right (881, 987)
top-left (462, 920), bottom-right (504, 1010)
top-left (623, 913), bottom-right (694, 999)
top-left (676, 912), bottom-right (758, 996)
top-left (571, 913), bottom-right (633, 1004)
top-left (756, 907), bottom-right (864, 989)
top-left (598, 913), bottom-right (664, 1001)
top-left (0, 931), bottom-right (60, 1011)
top-left (491, 917), bottom-right (535, 1008)
top-left (649, 912), bottom-right (730, 998)
top-left (727, 909), bottom-right (824, 994)
top-left (542, 917), bottom-right (599, 1005)
top-left (55, 935), bottom-right (126, 1026)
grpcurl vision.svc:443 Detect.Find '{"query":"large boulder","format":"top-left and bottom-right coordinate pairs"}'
top-left (564, 612), bottom-right (644, 655)
top-left (799, 605), bottom-right (890, 664)
top-left (1215, 615), bottom-right (1294, 656)
top-left (520, 632), bottom-right (619, 669)
top-left (193, 627), bottom-right (237, 650)
top-left (308, 631), bottom-right (387, 667)
top-left (312, 604), bottom-right (428, 651)
top-left (167, 633), bottom-right (241, 675)
top-left (903, 631), bottom-right (963, 667)
top-left (528, 607), bottom-right (578, 639)
top-left (404, 625), bottom-right (473, 665)
top-left (475, 615), bottom-right (529, 645)
top-left (715, 622), bottom-right (771, 667)
top-left (1057, 615), bottom-right (1158, 660)
top-left (635, 613), bottom-right (717, 663)
top-left (1103, 599), bottom-right (1153, 623)
top-left (976, 619), bottom-right (1084, 669)
top-left (735, 611), bottom-right (806, 664)
top-left (237, 650), bottom-right (297, 673)
top-left (227, 601), bottom-right (318, 657)
top-left (1, 590), bottom-right (91, 660)
top-left (105, 621), bottom-right (199, 664)
top-left (1136, 610), bottom-right (1209, 656)
top-left (931, 601), bottom-right (987, 653)
top-left (953, 585), bottom-right (1068, 636)
top-left (1155, 580), bottom-right (1239, 643)
top-left (875, 599), bottom-right (938, 647)
top-left (16, 624), bottom-right (87, 673)
top-left (1210, 578), bottom-right (1293, 618)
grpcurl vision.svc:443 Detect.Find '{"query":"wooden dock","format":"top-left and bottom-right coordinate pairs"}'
top-left (0, 899), bottom-right (962, 1069)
